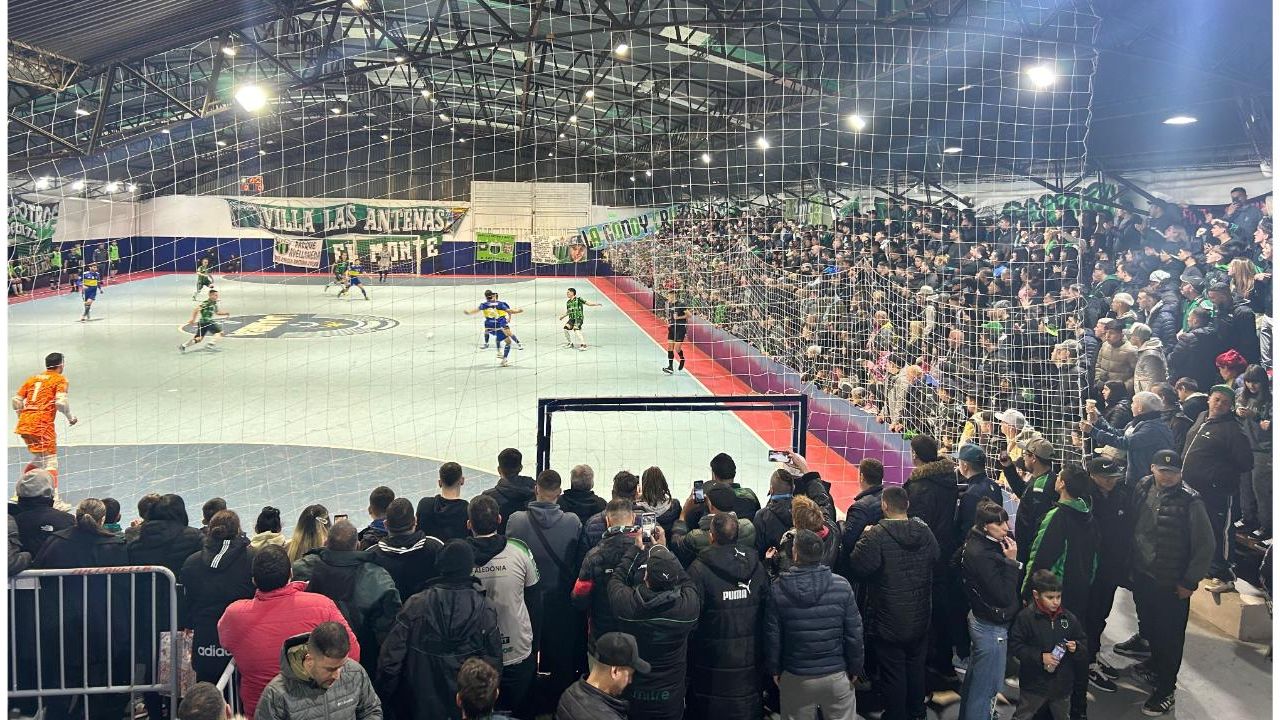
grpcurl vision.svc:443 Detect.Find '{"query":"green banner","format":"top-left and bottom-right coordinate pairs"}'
top-left (577, 205), bottom-right (682, 250)
top-left (229, 199), bottom-right (467, 238)
top-left (475, 232), bottom-right (516, 262)
top-left (8, 192), bottom-right (58, 264)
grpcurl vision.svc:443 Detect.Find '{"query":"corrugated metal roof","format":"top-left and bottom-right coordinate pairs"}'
top-left (7, 0), bottom-right (288, 66)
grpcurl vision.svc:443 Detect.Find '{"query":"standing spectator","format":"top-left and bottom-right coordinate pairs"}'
top-left (582, 471), bottom-right (641, 549)
top-left (291, 520), bottom-right (401, 675)
top-left (841, 458), bottom-right (885, 547)
top-left (507, 469), bottom-right (584, 708)
top-left (1182, 385), bottom-right (1254, 594)
top-left (466, 494), bottom-right (540, 714)
top-left (369, 498), bottom-right (443, 600)
top-left (558, 464), bottom-right (606, 524)
top-left (1083, 391), bottom-right (1175, 485)
top-left (554, 632), bottom-right (645, 720)
top-left (251, 506), bottom-right (287, 549)
top-left (753, 469), bottom-right (797, 557)
top-left (1168, 308), bottom-right (1224, 392)
top-left (1235, 365), bottom-right (1272, 541)
top-left (607, 538), bottom-right (700, 720)
top-left (218, 545), bottom-right (360, 719)
top-left (689, 453), bottom-right (762, 524)
top-left (456, 657), bottom-right (508, 720)
top-left (1080, 458), bottom-right (1136, 694)
top-left (1008, 571), bottom-right (1088, 720)
top-left (764, 529), bottom-right (863, 720)
top-left (767, 496), bottom-right (840, 577)
top-left (481, 448), bottom-right (536, 534)
top-left (375, 540), bottom-right (502, 720)
top-left (637, 466), bottom-right (681, 537)
top-left (359, 486), bottom-right (395, 549)
top-left (671, 483), bottom-right (758, 564)
top-left (255, 622), bottom-right (382, 720)
top-left (955, 443), bottom-right (1001, 546)
top-left (417, 462), bottom-right (471, 542)
top-left (200, 497), bottom-right (226, 535)
top-left (102, 497), bottom-right (123, 537)
top-left (1174, 377), bottom-right (1210, 427)
top-left (10, 468), bottom-right (72, 557)
top-left (1094, 319), bottom-right (1137, 393)
top-left (1129, 324), bottom-right (1168, 393)
top-left (957, 500), bottom-right (1021, 720)
top-left (686, 514), bottom-right (769, 720)
top-left (1224, 186), bottom-right (1262, 237)
top-left (8, 515), bottom-right (30, 575)
top-left (1022, 462), bottom-right (1098, 620)
top-left (176, 682), bottom-right (234, 720)
top-left (572, 499), bottom-right (638, 659)
top-left (1209, 279), bottom-right (1262, 364)
top-left (848, 486), bottom-right (939, 720)
top-left (1136, 288), bottom-right (1178, 349)
top-left (1215, 348), bottom-right (1249, 390)
top-left (902, 435), bottom-right (959, 684)
top-left (285, 504), bottom-right (329, 563)
top-left (180, 510), bottom-right (255, 682)
top-left (1128, 450), bottom-right (1214, 716)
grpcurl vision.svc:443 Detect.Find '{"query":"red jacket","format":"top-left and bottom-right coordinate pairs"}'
top-left (217, 581), bottom-right (359, 718)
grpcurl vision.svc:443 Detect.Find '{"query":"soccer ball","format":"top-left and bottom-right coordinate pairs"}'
top-left (426, 332), bottom-right (435, 340)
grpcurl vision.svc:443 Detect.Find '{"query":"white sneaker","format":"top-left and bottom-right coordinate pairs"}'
top-left (516, 343), bottom-right (525, 350)
top-left (501, 358), bottom-right (510, 367)
top-left (578, 345), bottom-right (588, 351)
top-left (1204, 578), bottom-right (1237, 594)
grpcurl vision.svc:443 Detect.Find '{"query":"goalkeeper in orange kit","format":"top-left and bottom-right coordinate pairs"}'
top-left (12, 352), bottom-right (78, 489)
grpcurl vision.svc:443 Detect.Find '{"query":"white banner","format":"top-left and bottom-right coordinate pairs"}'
top-left (272, 235), bottom-right (323, 268)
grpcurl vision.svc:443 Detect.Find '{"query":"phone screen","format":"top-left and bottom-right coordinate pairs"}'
top-left (768, 449), bottom-right (790, 463)
top-left (693, 480), bottom-right (705, 502)
top-left (639, 512), bottom-right (657, 535)
top-left (333, 514), bottom-right (348, 523)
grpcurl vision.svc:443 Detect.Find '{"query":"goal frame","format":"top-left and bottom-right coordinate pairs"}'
top-left (535, 394), bottom-right (809, 474)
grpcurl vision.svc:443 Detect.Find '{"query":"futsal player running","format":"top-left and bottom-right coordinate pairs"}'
top-left (464, 290), bottom-right (523, 366)
top-left (180, 289), bottom-right (230, 352)
top-left (79, 264), bottom-right (102, 322)
top-left (663, 289), bottom-right (690, 374)
top-left (192, 257), bottom-right (214, 300)
top-left (324, 254), bottom-right (348, 292)
top-left (337, 259), bottom-right (369, 300)
top-left (560, 287), bottom-right (602, 350)
top-left (12, 352), bottom-right (77, 490)
top-left (492, 292), bottom-right (524, 349)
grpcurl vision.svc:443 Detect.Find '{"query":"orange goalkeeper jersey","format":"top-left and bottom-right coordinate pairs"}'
top-left (14, 371), bottom-right (68, 435)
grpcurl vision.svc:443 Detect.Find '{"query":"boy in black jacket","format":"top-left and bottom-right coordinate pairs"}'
top-left (1009, 571), bottom-right (1088, 720)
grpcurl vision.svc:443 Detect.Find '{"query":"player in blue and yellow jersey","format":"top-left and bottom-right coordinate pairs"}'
top-left (336, 259), bottom-right (369, 300)
top-left (79, 264), bottom-right (102, 322)
top-left (464, 290), bottom-right (524, 366)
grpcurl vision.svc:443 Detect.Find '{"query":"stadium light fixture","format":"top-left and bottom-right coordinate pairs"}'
top-left (381, 134), bottom-right (390, 140)
top-left (1025, 64), bottom-right (1056, 89)
top-left (956, 84), bottom-right (975, 92)
top-left (848, 114), bottom-right (867, 131)
top-left (559, 133), bottom-right (566, 138)
top-left (161, 128), bottom-right (171, 134)
top-left (234, 84), bottom-right (269, 112)
top-left (126, 183), bottom-right (136, 192)
top-left (1163, 115), bottom-right (1198, 125)
top-left (350, 0), bottom-right (367, 7)
top-left (258, 150), bottom-right (266, 156)
top-left (331, 106), bottom-right (343, 114)
top-left (756, 137), bottom-right (770, 150)
top-left (420, 89), bottom-right (432, 98)
top-left (104, 182), bottom-right (120, 193)
top-left (70, 180), bottom-right (85, 191)
top-left (645, 170), bottom-right (652, 177)
top-left (943, 146), bottom-right (963, 154)
top-left (585, 89), bottom-right (595, 99)
top-left (74, 107), bottom-right (91, 116)
top-left (34, 177), bottom-right (51, 189)
top-left (215, 140), bottom-right (227, 146)
top-left (568, 115), bottom-right (578, 123)
top-left (394, 55), bottom-right (406, 64)
top-left (221, 45), bottom-right (237, 57)
top-left (701, 153), bottom-right (712, 164)
top-left (614, 41), bottom-right (629, 56)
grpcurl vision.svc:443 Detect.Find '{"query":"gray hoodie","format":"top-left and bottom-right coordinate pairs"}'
top-left (507, 500), bottom-right (582, 590)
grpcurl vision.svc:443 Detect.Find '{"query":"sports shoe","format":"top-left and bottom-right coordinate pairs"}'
top-left (1115, 634), bottom-right (1151, 658)
top-left (578, 345), bottom-right (588, 351)
top-left (480, 344), bottom-right (490, 350)
top-left (1096, 659), bottom-right (1121, 679)
top-left (1089, 666), bottom-right (1118, 693)
top-left (1204, 578), bottom-right (1237, 594)
top-left (1141, 692), bottom-right (1175, 716)
top-left (1131, 664), bottom-right (1159, 689)
top-left (564, 342), bottom-right (575, 348)
top-left (662, 367), bottom-right (674, 374)
top-left (500, 358), bottom-right (510, 367)
top-left (516, 342), bottom-right (525, 350)
top-left (178, 344), bottom-right (186, 353)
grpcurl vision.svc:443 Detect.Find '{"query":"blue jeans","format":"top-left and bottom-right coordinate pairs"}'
top-left (958, 612), bottom-right (1009, 720)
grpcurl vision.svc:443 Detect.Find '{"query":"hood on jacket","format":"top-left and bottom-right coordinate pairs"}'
top-left (559, 488), bottom-right (604, 514)
top-left (376, 530), bottom-right (434, 552)
top-left (525, 501), bottom-right (566, 529)
top-left (200, 534), bottom-right (251, 572)
top-left (490, 476), bottom-right (535, 504)
top-left (1057, 497), bottom-right (1091, 515)
top-left (776, 563), bottom-right (834, 607)
top-left (280, 633), bottom-right (314, 685)
top-left (1137, 338), bottom-right (1164, 354)
top-left (697, 543), bottom-right (759, 582)
top-left (878, 517), bottom-right (935, 551)
top-left (315, 548), bottom-right (375, 567)
top-left (148, 494), bottom-right (191, 525)
top-left (909, 459), bottom-right (958, 486)
top-left (467, 534), bottom-right (508, 566)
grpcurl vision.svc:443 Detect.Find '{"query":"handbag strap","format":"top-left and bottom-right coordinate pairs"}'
top-left (528, 517), bottom-right (575, 585)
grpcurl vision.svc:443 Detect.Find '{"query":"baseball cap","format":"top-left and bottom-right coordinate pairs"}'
top-left (705, 485), bottom-right (737, 512)
top-left (643, 546), bottom-right (683, 591)
top-left (996, 409), bottom-right (1027, 428)
top-left (1086, 457), bottom-right (1124, 478)
top-left (957, 443), bottom-right (986, 466)
top-left (1151, 449), bottom-right (1182, 471)
top-left (1148, 269), bottom-right (1172, 284)
top-left (1023, 437), bottom-right (1057, 462)
top-left (1112, 292), bottom-right (1134, 306)
top-left (1209, 384), bottom-right (1237, 402)
top-left (596, 632), bottom-right (651, 673)
top-left (16, 469), bottom-right (54, 499)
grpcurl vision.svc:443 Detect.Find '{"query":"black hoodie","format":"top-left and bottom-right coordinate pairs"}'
top-left (416, 495), bottom-right (470, 542)
top-left (848, 517), bottom-right (939, 643)
top-left (369, 530), bottom-right (444, 599)
top-left (127, 495), bottom-right (203, 660)
top-left (686, 544), bottom-right (768, 720)
top-left (481, 475), bottom-right (536, 534)
top-left (180, 535), bottom-right (255, 681)
top-left (558, 488), bottom-right (607, 525)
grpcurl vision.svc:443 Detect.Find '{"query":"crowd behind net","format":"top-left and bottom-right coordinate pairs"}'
top-left (7, 0), bottom-right (1104, 494)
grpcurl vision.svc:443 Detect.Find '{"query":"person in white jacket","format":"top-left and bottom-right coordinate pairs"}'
top-left (1128, 323), bottom-right (1168, 394)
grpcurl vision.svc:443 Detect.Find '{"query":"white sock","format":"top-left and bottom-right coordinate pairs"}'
top-left (564, 329), bottom-right (573, 344)
top-left (573, 330), bottom-right (586, 346)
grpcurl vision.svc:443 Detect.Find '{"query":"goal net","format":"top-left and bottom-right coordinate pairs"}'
top-left (6, 0), bottom-right (1102, 519)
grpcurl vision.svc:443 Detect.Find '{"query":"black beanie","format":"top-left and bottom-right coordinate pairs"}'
top-left (437, 539), bottom-right (476, 578)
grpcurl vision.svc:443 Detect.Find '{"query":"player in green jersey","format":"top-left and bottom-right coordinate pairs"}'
top-left (324, 253), bottom-right (348, 293)
top-left (192, 258), bottom-right (214, 300)
top-left (559, 287), bottom-right (602, 350)
top-left (180, 289), bottom-right (230, 352)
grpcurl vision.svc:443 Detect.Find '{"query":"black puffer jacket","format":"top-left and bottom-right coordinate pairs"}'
top-left (374, 576), bottom-right (502, 720)
top-left (848, 517), bottom-right (939, 643)
top-left (179, 535), bottom-right (255, 681)
top-left (126, 495), bottom-right (203, 665)
top-left (481, 475), bottom-right (536, 533)
top-left (904, 459), bottom-right (959, 555)
top-left (415, 496), bottom-right (470, 542)
top-left (752, 496), bottom-right (794, 558)
top-left (1009, 603), bottom-right (1088, 697)
top-left (607, 545), bottom-right (700, 720)
top-left (959, 529), bottom-right (1021, 626)
top-left (11, 496), bottom-right (73, 558)
top-left (1088, 478), bottom-right (1137, 585)
top-left (1182, 412), bottom-right (1254, 494)
top-left (571, 529), bottom-right (640, 654)
top-left (557, 489), bottom-right (607, 525)
top-left (794, 472), bottom-right (837, 522)
top-left (686, 545), bottom-right (769, 720)
top-left (369, 530), bottom-right (444, 600)
top-left (763, 564), bottom-right (864, 678)
top-left (555, 679), bottom-right (628, 720)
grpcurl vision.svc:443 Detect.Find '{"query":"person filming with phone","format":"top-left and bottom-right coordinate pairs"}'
top-left (672, 484), bottom-right (757, 565)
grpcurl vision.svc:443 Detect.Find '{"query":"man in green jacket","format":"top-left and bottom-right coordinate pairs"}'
top-left (256, 622), bottom-right (382, 720)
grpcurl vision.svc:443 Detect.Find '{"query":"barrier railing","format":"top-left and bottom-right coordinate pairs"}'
top-left (216, 658), bottom-right (243, 716)
top-left (8, 565), bottom-right (180, 718)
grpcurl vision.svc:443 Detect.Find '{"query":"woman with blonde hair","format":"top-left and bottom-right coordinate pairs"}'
top-left (285, 504), bottom-right (329, 562)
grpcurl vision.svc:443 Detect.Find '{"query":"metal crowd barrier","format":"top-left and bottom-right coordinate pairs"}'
top-left (216, 658), bottom-right (243, 716)
top-left (8, 565), bottom-right (180, 719)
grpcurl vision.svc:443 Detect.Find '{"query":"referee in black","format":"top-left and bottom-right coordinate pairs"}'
top-left (663, 289), bottom-right (690, 374)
